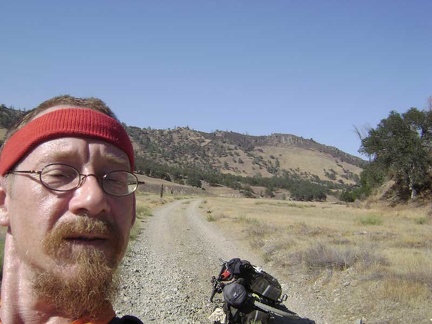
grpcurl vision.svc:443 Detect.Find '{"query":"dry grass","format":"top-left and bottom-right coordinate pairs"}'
top-left (202, 197), bottom-right (432, 322)
top-left (129, 193), bottom-right (155, 240)
top-left (259, 146), bottom-right (363, 184)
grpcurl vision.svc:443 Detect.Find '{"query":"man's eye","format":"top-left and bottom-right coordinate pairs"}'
top-left (48, 172), bottom-right (67, 178)
top-left (42, 169), bottom-right (77, 184)
top-left (105, 177), bottom-right (126, 188)
top-left (45, 171), bottom-right (74, 178)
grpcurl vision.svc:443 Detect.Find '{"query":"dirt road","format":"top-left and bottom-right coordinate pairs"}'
top-left (114, 199), bottom-right (324, 323)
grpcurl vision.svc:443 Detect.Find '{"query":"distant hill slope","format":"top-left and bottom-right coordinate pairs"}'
top-left (0, 104), bottom-right (24, 130)
top-left (0, 105), bottom-right (365, 188)
top-left (129, 126), bottom-right (365, 186)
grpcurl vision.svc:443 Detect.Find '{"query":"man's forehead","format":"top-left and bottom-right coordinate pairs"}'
top-left (36, 138), bottom-right (130, 165)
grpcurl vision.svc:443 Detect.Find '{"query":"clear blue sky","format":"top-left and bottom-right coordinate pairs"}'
top-left (1, 1), bottom-right (431, 158)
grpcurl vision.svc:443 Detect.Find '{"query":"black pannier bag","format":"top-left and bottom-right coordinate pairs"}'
top-left (223, 282), bottom-right (248, 307)
top-left (225, 258), bottom-right (252, 279)
top-left (248, 270), bottom-right (282, 302)
top-left (225, 258), bottom-right (283, 302)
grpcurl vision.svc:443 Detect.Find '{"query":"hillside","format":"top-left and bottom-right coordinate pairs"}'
top-left (0, 105), bottom-right (365, 199)
top-left (128, 126), bottom-right (364, 186)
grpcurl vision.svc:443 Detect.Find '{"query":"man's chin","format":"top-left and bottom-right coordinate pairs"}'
top-left (33, 250), bottom-right (120, 319)
top-left (36, 217), bottom-right (124, 318)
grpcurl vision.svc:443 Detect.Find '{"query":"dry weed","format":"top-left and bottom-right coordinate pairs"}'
top-left (302, 243), bottom-right (387, 271)
top-left (206, 212), bottom-right (228, 222)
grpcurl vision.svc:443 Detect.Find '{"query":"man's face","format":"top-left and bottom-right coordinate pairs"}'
top-left (5, 135), bottom-right (135, 279)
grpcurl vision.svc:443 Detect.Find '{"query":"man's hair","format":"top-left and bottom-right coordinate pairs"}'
top-left (3, 95), bottom-right (119, 145)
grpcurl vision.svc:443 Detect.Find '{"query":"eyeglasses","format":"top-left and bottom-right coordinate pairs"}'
top-left (8, 163), bottom-right (143, 196)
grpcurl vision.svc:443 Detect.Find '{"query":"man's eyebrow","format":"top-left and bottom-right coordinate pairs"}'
top-left (39, 151), bottom-right (130, 169)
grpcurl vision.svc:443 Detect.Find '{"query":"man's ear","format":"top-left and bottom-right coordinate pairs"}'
top-left (0, 180), bottom-right (10, 226)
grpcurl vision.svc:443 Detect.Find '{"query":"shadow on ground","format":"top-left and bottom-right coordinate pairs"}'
top-left (272, 314), bottom-right (315, 324)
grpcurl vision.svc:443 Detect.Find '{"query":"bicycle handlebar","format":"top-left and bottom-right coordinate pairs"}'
top-left (209, 260), bottom-right (228, 302)
top-left (209, 276), bottom-right (219, 302)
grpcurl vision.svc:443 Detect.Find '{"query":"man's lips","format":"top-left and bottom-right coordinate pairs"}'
top-left (65, 234), bottom-right (109, 243)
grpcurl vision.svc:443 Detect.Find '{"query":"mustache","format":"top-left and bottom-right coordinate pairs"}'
top-left (43, 216), bottom-right (121, 263)
top-left (51, 216), bottom-right (115, 238)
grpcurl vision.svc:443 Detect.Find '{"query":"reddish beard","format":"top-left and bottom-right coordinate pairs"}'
top-left (33, 217), bottom-right (126, 320)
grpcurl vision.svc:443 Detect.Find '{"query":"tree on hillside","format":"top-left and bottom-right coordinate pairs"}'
top-left (359, 109), bottom-right (432, 200)
top-left (186, 171), bottom-right (202, 188)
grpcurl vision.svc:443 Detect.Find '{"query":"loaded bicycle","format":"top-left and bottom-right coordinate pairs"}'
top-left (208, 258), bottom-right (305, 323)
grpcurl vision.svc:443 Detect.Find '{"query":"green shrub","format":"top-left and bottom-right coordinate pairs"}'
top-left (357, 214), bottom-right (383, 225)
top-left (414, 217), bottom-right (427, 225)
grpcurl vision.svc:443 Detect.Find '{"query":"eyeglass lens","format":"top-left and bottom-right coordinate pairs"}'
top-left (40, 164), bottom-right (138, 196)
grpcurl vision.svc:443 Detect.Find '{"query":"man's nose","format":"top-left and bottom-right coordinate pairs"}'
top-left (70, 174), bottom-right (110, 216)
top-left (79, 174), bottom-right (103, 189)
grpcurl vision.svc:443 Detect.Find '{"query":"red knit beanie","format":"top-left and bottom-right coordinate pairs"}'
top-left (0, 108), bottom-right (134, 175)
